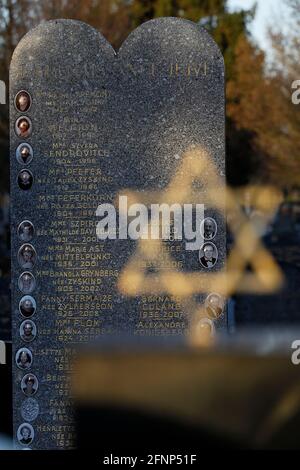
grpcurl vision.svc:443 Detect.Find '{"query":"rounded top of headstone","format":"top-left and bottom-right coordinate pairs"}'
top-left (10, 19), bottom-right (115, 82)
top-left (11, 17), bottom-right (223, 71)
top-left (119, 17), bottom-right (224, 64)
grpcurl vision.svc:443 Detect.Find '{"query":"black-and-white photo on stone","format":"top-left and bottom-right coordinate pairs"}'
top-left (15, 116), bottom-right (32, 138)
top-left (19, 296), bottom-right (36, 318)
top-left (17, 169), bottom-right (33, 190)
top-left (18, 244), bottom-right (36, 270)
top-left (18, 272), bottom-right (36, 295)
top-left (197, 318), bottom-right (215, 337)
top-left (14, 90), bottom-right (32, 113)
top-left (205, 293), bottom-right (225, 319)
top-left (16, 347), bottom-right (33, 370)
top-left (16, 143), bottom-right (33, 165)
top-left (18, 221), bottom-right (35, 242)
top-left (17, 423), bottom-right (34, 446)
top-left (20, 320), bottom-right (37, 343)
top-left (201, 217), bottom-right (217, 240)
top-left (21, 373), bottom-right (38, 396)
top-left (199, 243), bottom-right (218, 269)
top-left (21, 399), bottom-right (40, 422)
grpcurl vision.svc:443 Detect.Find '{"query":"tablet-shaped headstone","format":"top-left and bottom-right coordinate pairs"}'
top-left (10, 18), bottom-right (225, 449)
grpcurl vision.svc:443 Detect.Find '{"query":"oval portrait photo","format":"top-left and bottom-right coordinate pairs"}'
top-left (201, 217), bottom-right (217, 240)
top-left (18, 272), bottom-right (36, 295)
top-left (15, 116), bottom-right (32, 138)
top-left (14, 90), bottom-right (32, 113)
top-left (21, 374), bottom-right (39, 397)
top-left (205, 293), bottom-right (225, 320)
top-left (199, 242), bottom-right (218, 269)
top-left (20, 320), bottom-right (37, 343)
top-left (17, 423), bottom-right (34, 446)
top-left (18, 220), bottom-right (35, 243)
top-left (18, 244), bottom-right (37, 270)
top-left (19, 296), bottom-right (36, 318)
top-left (17, 169), bottom-right (33, 191)
top-left (16, 143), bottom-right (33, 165)
top-left (196, 318), bottom-right (215, 338)
top-left (16, 347), bottom-right (33, 370)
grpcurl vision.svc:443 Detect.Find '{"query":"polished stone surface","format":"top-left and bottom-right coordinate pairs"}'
top-left (10, 18), bottom-right (225, 449)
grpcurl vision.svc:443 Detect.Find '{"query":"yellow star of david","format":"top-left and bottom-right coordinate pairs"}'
top-left (115, 145), bottom-right (284, 343)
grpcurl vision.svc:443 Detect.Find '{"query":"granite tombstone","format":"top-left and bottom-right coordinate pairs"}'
top-left (10, 18), bottom-right (226, 449)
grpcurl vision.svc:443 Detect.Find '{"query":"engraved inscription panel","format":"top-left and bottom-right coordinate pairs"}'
top-left (10, 19), bottom-right (226, 449)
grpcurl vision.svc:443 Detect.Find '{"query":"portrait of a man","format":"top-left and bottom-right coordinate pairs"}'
top-left (18, 170), bottom-right (33, 190)
top-left (15, 117), bottom-right (32, 138)
top-left (201, 217), bottom-right (217, 240)
top-left (15, 91), bottom-right (31, 112)
top-left (199, 243), bottom-right (218, 269)
top-left (21, 374), bottom-right (38, 397)
top-left (17, 423), bottom-right (34, 446)
top-left (18, 272), bottom-right (36, 294)
top-left (20, 320), bottom-right (36, 342)
top-left (19, 296), bottom-right (36, 317)
top-left (16, 348), bottom-right (33, 370)
top-left (205, 293), bottom-right (224, 319)
top-left (18, 221), bottom-right (34, 242)
top-left (18, 244), bottom-right (36, 270)
top-left (16, 143), bottom-right (33, 165)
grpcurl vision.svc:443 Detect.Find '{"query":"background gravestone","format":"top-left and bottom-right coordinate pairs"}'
top-left (10, 18), bottom-right (226, 449)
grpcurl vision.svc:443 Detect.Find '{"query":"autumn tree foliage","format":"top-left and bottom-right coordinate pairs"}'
top-left (267, 0), bottom-right (300, 187)
top-left (227, 0), bottom-right (300, 188)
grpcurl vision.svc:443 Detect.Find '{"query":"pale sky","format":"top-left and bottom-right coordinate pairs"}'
top-left (228, 0), bottom-right (288, 53)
